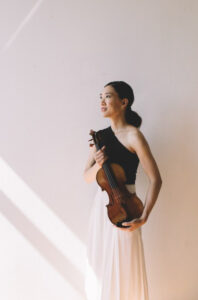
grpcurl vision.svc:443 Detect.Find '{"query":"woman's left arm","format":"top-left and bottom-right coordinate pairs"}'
top-left (122, 129), bottom-right (162, 231)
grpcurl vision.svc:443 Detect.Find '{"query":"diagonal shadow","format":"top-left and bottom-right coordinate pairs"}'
top-left (0, 191), bottom-right (86, 298)
top-left (0, 156), bottom-right (86, 274)
top-left (1, 0), bottom-right (44, 54)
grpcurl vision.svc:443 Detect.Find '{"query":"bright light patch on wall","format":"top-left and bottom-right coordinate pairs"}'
top-left (0, 211), bottom-right (83, 300)
top-left (0, 157), bottom-right (86, 274)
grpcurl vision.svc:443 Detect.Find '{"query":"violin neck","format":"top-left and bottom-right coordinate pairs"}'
top-left (95, 142), bottom-right (118, 189)
top-left (102, 161), bottom-right (118, 189)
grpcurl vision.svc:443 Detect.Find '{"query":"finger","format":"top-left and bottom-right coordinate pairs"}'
top-left (97, 155), bottom-right (105, 162)
top-left (98, 146), bottom-right (106, 153)
top-left (97, 150), bottom-right (105, 156)
top-left (101, 146), bottom-right (106, 153)
top-left (122, 222), bottom-right (130, 226)
top-left (96, 150), bottom-right (103, 155)
top-left (96, 153), bottom-right (105, 160)
top-left (132, 218), bottom-right (139, 222)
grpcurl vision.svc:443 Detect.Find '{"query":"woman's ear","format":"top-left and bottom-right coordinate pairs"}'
top-left (122, 98), bottom-right (129, 108)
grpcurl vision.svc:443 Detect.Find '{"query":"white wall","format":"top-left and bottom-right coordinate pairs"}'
top-left (0, 0), bottom-right (197, 299)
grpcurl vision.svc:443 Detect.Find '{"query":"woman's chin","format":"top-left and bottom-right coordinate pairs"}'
top-left (101, 111), bottom-right (110, 117)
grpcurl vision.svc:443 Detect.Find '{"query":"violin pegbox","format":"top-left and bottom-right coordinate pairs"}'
top-left (88, 129), bottom-right (96, 147)
top-left (89, 129), bottom-right (103, 149)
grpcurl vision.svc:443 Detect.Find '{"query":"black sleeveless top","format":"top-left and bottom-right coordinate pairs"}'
top-left (97, 126), bottom-right (139, 184)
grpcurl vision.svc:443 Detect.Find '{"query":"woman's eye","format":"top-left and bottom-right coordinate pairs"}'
top-left (99, 95), bottom-right (110, 99)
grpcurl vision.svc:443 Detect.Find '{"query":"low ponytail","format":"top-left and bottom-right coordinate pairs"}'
top-left (125, 107), bottom-right (142, 128)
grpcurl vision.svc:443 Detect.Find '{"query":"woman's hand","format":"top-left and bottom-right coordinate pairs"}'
top-left (93, 145), bottom-right (109, 167)
top-left (113, 215), bottom-right (148, 232)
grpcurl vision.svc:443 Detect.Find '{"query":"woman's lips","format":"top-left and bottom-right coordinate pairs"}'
top-left (101, 107), bottom-right (107, 111)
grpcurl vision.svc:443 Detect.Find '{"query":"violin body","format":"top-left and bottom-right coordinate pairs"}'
top-left (89, 129), bottom-right (144, 228)
top-left (96, 163), bottom-right (144, 228)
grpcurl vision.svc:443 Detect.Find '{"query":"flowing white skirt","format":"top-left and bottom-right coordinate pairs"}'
top-left (84, 184), bottom-right (149, 300)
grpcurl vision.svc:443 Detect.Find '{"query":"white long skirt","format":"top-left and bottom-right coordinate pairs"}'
top-left (84, 184), bottom-right (149, 300)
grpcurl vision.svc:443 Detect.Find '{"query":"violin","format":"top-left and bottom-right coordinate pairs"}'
top-left (89, 129), bottom-right (144, 228)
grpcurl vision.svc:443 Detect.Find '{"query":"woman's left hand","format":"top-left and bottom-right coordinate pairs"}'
top-left (119, 216), bottom-right (148, 232)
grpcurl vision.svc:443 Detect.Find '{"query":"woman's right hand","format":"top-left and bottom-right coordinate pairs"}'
top-left (93, 145), bottom-right (109, 167)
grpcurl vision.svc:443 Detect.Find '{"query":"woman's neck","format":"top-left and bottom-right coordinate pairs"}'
top-left (109, 117), bottom-right (128, 133)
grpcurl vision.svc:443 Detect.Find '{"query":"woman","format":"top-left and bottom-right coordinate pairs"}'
top-left (83, 81), bottom-right (162, 300)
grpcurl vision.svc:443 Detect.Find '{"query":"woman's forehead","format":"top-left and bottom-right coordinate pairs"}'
top-left (100, 86), bottom-right (116, 95)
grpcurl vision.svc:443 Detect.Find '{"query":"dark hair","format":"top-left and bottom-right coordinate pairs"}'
top-left (104, 81), bottom-right (142, 128)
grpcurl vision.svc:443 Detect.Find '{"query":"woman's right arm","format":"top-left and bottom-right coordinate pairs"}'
top-left (83, 144), bottom-right (107, 183)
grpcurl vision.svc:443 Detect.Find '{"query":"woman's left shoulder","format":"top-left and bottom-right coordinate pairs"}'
top-left (127, 125), bottom-right (142, 137)
top-left (127, 126), bottom-right (148, 145)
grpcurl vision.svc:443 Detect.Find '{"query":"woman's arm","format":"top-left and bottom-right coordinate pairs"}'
top-left (134, 129), bottom-right (162, 220)
top-left (83, 144), bottom-right (107, 183)
top-left (122, 129), bottom-right (162, 231)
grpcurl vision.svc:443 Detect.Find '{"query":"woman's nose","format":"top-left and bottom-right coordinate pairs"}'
top-left (101, 98), bottom-right (106, 105)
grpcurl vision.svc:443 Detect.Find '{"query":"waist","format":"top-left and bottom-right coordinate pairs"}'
top-left (97, 183), bottom-right (136, 194)
top-left (125, 183), bottom-right (136, 193)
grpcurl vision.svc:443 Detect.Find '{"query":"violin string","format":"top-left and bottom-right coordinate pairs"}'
top-left (103, 162), bottom-right (121, 202)
top-left (95, 145), bottom-right (116, 196)
top-left (107, 167), bottom-right (123, 201)
top-left (103, 165), bottom-right (116, 196)
top-left (96, 137), bottom-right (120, 202)
top-left (105, 164), bottom-right (120, 202)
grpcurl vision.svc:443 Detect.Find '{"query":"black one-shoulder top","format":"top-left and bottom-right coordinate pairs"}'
top-left (96, 126), bottom-right (139, 184)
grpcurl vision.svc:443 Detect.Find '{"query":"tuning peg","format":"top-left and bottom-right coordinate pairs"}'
top-left (89, 129), bottom-right (95, 135)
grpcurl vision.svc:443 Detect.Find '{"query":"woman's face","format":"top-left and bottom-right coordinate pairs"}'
top-left (100, 85), bottom-right (127, 118)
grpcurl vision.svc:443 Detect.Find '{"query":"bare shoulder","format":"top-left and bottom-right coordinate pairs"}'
top-left (127, 125), bottom-right (151, 151)
top-left (127, 126), bottom-right (162, 183)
